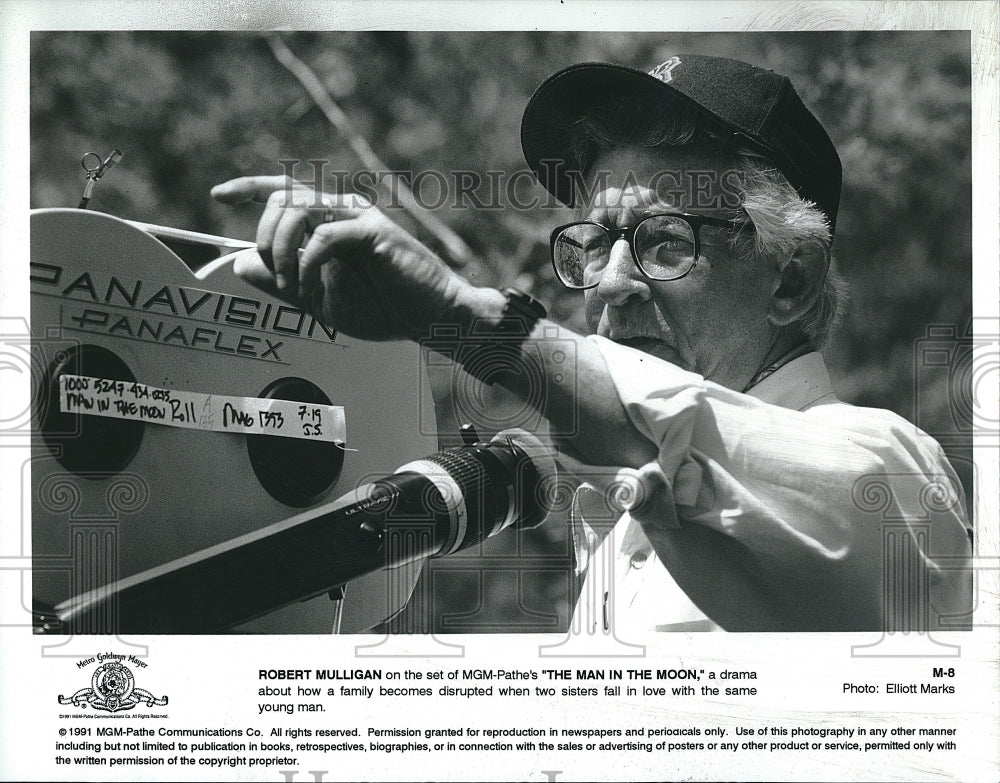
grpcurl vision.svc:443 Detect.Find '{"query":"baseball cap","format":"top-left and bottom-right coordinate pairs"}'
top-left (521, 55), bottom-right (842, 233)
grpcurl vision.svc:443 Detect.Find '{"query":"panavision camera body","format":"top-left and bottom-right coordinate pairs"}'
top-left (29, 208), bottom-right (438, 633)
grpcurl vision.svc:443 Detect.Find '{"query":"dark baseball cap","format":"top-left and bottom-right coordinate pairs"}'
top-left (521, 55), bottom-right (842, 233)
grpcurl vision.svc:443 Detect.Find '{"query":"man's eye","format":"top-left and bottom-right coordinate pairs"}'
top-left (644, 224), bottom-right (688, 241)
top-left (645, 237), bottom-right (692, 257)
top-left (650, 234), bottom-right (688, 246)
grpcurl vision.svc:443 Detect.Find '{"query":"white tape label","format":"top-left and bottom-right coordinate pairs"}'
top-left (59, 374), bottom-right (345, 444)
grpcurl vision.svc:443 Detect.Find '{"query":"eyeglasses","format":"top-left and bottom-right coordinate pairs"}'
top-left (550, 212), bottom-right (745, 289)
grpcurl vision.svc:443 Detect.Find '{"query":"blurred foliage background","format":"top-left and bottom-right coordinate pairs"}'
top-left (30, 31), bottom-right (973, 633)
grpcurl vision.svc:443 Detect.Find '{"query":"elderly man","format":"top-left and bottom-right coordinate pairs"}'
top-left (212, 55), bottom-right (972, 633)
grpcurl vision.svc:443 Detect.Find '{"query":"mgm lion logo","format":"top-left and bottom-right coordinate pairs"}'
top-left (58, 661), bottom-right (167, 712)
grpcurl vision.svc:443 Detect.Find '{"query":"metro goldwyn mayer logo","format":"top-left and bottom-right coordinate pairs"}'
top-left (58, 661), bottom-right (167, 713)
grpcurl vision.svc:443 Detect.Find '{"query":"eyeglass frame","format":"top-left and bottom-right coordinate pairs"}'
top-left (549, 212), bottom-right (748, 289)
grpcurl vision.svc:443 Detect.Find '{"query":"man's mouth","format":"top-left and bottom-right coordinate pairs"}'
top-left (595, 309), bottom-right (682, 363)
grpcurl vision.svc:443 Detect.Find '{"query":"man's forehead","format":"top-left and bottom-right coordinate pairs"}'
top-left (577, 144), bottom-right (744, 215)
top-left (576, 185), bottom-right (678, 218)
top-left (591, 143), bottom-right (732, 170)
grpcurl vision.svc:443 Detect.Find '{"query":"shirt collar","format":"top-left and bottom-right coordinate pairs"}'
top-left (744, 352), bottom-right (839, 411)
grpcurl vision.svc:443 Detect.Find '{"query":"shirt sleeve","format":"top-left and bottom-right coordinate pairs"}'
top-left (589, 335), bottom-right (973, 632)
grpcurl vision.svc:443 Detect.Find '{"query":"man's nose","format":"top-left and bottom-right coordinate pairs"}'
top-left (595, 237), bottom-right (650, 306)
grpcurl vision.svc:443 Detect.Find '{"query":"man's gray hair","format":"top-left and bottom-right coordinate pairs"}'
top-left (567, 97), bottom-right (846, 346)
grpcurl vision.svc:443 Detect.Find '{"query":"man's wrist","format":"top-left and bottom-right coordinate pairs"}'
top-left (426, 285), bottom-right (546, 384)
top-left (442, 284), bottom-right (508, 333)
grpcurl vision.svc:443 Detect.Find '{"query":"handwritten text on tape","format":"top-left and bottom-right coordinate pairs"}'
top-left (59, 374), bottom-right (345, 443)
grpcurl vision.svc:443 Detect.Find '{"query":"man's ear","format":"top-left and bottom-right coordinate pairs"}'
top-left (767, 240), bottom-right (829, 327)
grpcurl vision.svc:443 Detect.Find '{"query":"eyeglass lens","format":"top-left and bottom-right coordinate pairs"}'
top-left (552, 215), bottom-right (697, 287)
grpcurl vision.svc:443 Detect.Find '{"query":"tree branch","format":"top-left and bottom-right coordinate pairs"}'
top-left (266, 33), bottom-right (477, 269)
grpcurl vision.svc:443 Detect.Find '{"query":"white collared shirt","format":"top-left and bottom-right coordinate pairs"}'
top-left (570, 337), bottom-right (972, 634)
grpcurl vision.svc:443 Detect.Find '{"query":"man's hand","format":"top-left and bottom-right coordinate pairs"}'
top-left (212, 177), bottom-right (657, 471)
top-left (211, 175), bottom-right (474, 341)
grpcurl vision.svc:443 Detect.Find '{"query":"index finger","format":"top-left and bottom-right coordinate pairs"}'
top-left (211, 176), bottom-right (373, 220)
top-left (210, 175), bottom-right (309, 205)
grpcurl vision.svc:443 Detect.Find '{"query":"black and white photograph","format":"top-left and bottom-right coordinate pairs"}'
top-left (1, 2), bottom-right (997, 782)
